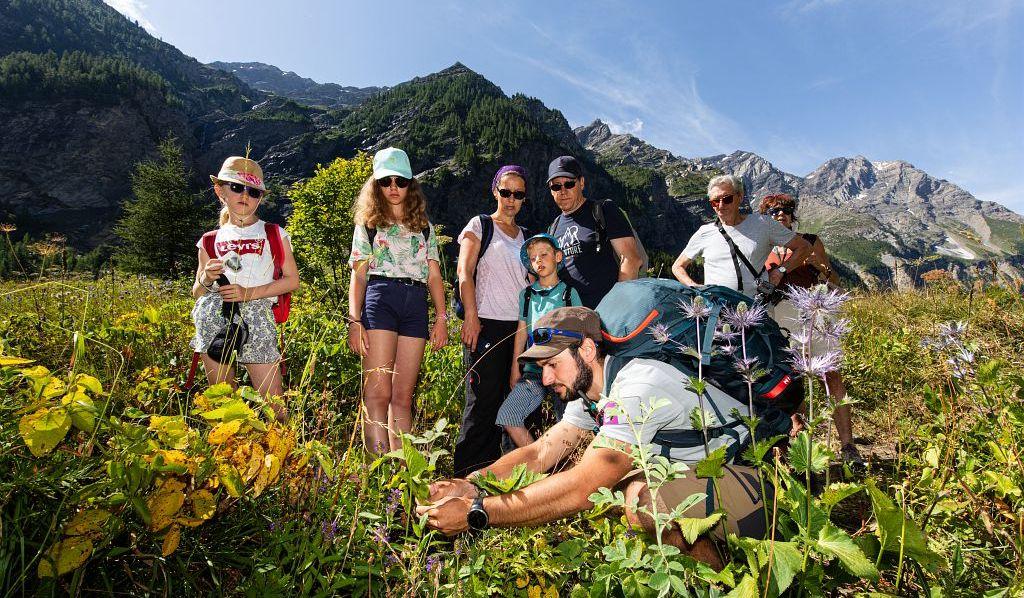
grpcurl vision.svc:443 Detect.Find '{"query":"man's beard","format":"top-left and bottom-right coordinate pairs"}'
top-left (570, 349), bottom-right (593, 399)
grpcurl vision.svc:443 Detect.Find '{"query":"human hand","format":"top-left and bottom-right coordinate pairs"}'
top-left (218, 284), bottom-right (250, 302)
top-left (416, 496), bottom-right (472, 536)
top-left (460, 314), bottom-right (482, 351)
top-left (509, 366), bottom-right (521, 389)
top-left (202, 258), bottom-right (225, 283)
top-left (431, 318), bottom-right (448, 351)
top-left (425, 478), bottom-right (478, 503)
top-left (347, 323), bottom-right (369, 357)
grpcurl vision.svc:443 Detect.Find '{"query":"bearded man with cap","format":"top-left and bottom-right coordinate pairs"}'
top-left (417, 307), bottom-right (770, 569)
top-left (546, 156), bottom-right (642, 308)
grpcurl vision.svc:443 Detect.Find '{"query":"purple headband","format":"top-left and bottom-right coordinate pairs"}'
top-left (492, 165), bottom-right (528, 191)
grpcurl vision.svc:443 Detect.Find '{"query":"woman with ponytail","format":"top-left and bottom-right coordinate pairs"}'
top-left (191, 156), bottom-right (299, 420)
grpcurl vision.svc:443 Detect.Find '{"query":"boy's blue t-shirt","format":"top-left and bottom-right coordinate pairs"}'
top-left (519, 280), bottom-right (583, 373)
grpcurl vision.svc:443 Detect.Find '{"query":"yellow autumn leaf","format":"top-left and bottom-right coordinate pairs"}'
top-left (161, 524), bottom-right (181, 557)
top-left (62, 391), bottom-right (96, 433)
top-left (230, 441), bottom-right (252, 470)
top-left (243, 442), bottom-right (265, 482)
top-left (208, 419), bottom-right (243, 445)
top-left (218, 463), bottom-right (245, 497)
top-left (252, 453), bottom-right (281, 498)
top-left (155, 449), bottom-right (192, 473)
top-left (528, 585), bottom-right (542, 598)
top-left (64, 509), bottom-right (111, 537)
top-left (72, 373), bottom-right (103, 395)
top-left (37, 536), bottom-right (93, 578)
top-left (147, 483), bottom-right (186, 532)
top-left (544, 584), bottom-right (559, 598)
top-left (42, 376), bottom-right (67, 399)
top-left (0, 355), bottom-right (33, 366)
top-left (19, 407), bottom-right (72, 457)
top-left (174, 517), bottom-right (206, 528)
top-left (516, 576), bottom-right (530, 589)
top-left (21, 365), bottom-right (50, 379)
top-left (191, 489), bottom-right (216, 520)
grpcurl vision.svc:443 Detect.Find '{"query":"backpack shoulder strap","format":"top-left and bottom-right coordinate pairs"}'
top-left (715, 219), bottom-right (764, 291)
top-left (522, 286), bottom-right (534, 320)
top-left (363, 224), bottom-right (377, 245)
top-left (561, 284), bottom-right (572, 307)
top-left (593, 199), bottom-right (608, 251)
top-left (201, 230), bottom-right (218, 258)
top-left (477, 214), bottom-right (494, 263)
top-left (422, 222), bottom-right (432, 243)
top-left (264, 222), bottom-right (284, 278)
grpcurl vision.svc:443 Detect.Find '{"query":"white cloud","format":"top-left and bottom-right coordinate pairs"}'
top-left (103, 0), bottom-right (158, 35)
top-left (604, 118), bottom-right (644, 136)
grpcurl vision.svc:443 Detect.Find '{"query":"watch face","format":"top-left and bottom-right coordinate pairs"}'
top-left (467, 507), bottom-right (488, 530)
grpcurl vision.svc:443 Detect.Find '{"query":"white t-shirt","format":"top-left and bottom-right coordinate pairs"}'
top-left (681, 214), bottom-right (795, 296)
top-left (561, 357), bottom-right (750, 463)
top-left (457, 216), bottom-right (529, 321)
top-left (198, 220), bottom-right (291, 288)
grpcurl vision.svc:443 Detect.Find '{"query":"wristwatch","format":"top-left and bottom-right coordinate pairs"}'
top-left (466, 496), bottom-right (489, 531)
top-left (777, 265), bottom-right (788, 274)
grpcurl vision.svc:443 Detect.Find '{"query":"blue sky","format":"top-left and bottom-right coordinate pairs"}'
top-left (108, 0), bottom-right (1023, 211)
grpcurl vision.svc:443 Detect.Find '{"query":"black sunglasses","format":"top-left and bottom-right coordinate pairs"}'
top-left (549, 180), bottom-right (578, 192)
top-left (769, 207), bottom-right (795, 217)
top-left (709, 194), bottom-right (734, 206)
top-left (527, 327), bottom-right (584, 348)
top-left (376, 176), bottom-right (410, 189)
top-left (226, 182), bottom-right (264, 199)
top-left (497, 188), bottom-right (527, 200)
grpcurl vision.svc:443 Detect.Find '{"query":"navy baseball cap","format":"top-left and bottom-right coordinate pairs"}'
top-left (547, 156), bottom-right (584, 183)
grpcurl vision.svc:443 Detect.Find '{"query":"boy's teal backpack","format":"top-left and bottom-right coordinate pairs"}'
top-left (595, 278), bottom-right (799, 447)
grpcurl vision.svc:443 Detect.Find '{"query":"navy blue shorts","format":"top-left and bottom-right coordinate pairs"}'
top-left (362, 277), bottom-right (429, 339)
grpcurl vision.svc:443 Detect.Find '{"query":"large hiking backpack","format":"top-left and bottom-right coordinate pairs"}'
top-left (549, 199), bottom-right (650, 275)
top-left (595, 278), bottom-right (799, 450)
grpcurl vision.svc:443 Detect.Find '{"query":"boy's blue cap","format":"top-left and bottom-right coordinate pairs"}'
top-left (373, 147), bottom-right (413, 180)
top-left (520, 233), bottom-right (563, 273)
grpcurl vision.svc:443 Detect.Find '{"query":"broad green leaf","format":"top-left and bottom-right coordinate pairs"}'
top-left (725, 574), bottom-right (758, 598)
top-left (64, 509), bottom-right (112, 536)
top-left (143, 305), bottom-right (160, 324)
top-left (204, 383), bottom-right (234, 398)
top-left (149, 415), bottom-right (191, 449)
top-left (866, 479), bottom-right (945, 569)
top-left (765, 541), bottom-right (802, 596)
top-left (820, 482), bottom-right (864, 509)
top-left (19, 407), bottom-right (72, 457)
top-left (37, 536), bottom-right (93, 578)
top-left (62, 391), bottom-right (96, 433)
top-left (696, 446), bottom-right (727, 479)
top-left (816, 524), bottom-right (879, 579)
top-left (201, 399), bottom-right (255, 422)
top-left (677, 511), bottom-right (723, 544)
top-left (73, 373), bottom-right (103, 395)
top-left (789, 431), bottom-right (831, 474)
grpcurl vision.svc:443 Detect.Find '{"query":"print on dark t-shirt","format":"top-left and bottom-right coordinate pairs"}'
top-left (551, 199), bottom-right (632, 309)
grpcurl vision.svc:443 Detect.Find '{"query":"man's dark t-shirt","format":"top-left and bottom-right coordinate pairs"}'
top-left (551, 199), bottom-right (632, 309)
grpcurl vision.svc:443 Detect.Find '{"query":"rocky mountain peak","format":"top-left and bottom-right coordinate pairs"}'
top-left (575, 119), bottom-right (615, 147)
top-left (804, 155), bottom-right (877, 197)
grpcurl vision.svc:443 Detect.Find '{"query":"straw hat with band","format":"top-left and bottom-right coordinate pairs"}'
top-left (518, 306), bottom-right (602, 362)
top-left (210, 156), bottom-right (266, 191)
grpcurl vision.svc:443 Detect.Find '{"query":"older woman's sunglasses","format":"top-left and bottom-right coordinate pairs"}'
top-left (226, 182), bottom-right (264, 199)
top-left (377, 176), bottom-right (410, 189)
top-left (769, 207), bottom-right (795, 217)
top-left (527, 327), bottom-right (584, 348)
top-left (498, 188), bottom-right (527, 200)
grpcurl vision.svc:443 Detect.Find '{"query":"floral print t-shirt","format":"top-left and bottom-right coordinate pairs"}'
top-left (349, 222), bottom-right (440, 283)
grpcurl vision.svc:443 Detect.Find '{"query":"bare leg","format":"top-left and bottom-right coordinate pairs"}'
top-left (202, 355), bottom-right (236, 388)
top-left (504, 426), bottom-right (535, 448)
top-left (621, 478), bottom-right (724, 569)
top-left (388, 335), bottom-right (427, 452)
top-left (245, 361), bottom-right (286, 421)
top-left (825, 371), bottom-right (854, 447)
top-left (363, 330), bottom-right (398, 455)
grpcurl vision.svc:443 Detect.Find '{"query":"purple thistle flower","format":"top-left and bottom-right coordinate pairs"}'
top-left (789, 326), bottom-right (813, 347)
top-left (678, 296), bottom-right (712, 320)
top-left (734, 356), bottom-right (762, 383)
top-left (714, 323), bottom-right (739, 344)
top-left (817, 317), bottom-right (850, 343)
top-left (784, 285), bottom-right (849, 319)
top-left (722, 302), bottom-right (768, 330)
top-left (788, 349), bottom-right (842, 378)
top-left (648, 323), bottom-right (672, 345)
top-left (938, 321), bottom-right (968, 342)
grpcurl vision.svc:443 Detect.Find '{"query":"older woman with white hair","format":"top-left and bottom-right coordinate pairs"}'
top-left (672, 174), bottom-right (811, 300)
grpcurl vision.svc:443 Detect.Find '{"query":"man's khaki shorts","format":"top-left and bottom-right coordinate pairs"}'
top-left (617, 465), bottom-right (770, 541)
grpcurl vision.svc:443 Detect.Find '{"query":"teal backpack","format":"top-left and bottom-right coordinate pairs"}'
top-left (594, 278), bottom-right (799, 456)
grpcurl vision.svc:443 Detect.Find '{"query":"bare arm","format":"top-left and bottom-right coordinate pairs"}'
top-left (610, 236), bottom-right (642, 281)
top-left (780, 235), bottom-right (812, 273)
top-left (347, 260), bottom-right (370, 356)
top-left (457, 232), bottom-right (483, 350)
top-left (509, 320), bottom-right (527, 386)
top-left (473, 419), bottom-right (590, 480)
top-left (427, 259), bottom-right (449, 350)
top-left (810, 238), bottom-right (841, 286)
top-left (191, 247), bottom-right (219, 299)
top-left (672, 253), bottom-right (698, 286)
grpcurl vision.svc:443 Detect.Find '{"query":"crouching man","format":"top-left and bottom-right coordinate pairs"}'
top-left (417, 307), bottom-right (769, 569)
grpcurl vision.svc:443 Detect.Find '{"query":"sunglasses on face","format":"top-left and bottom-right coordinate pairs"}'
top-left (549, 180), bottom-right (578, 192)
top-left (769, 207), bottom-right (795, 217)
top-left (376, 176), bottom-right (410, 189)
top-left (709, 194), bottom-right (734, 206)
top-left (497, 188), bottom-right (527, 200)
top-left (527, 327), bottom-right (584, 348)
top-left (226, 182), bottom-right (264, 199)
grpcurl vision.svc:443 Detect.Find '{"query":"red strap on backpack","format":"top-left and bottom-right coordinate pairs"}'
top-left (264, 222), bottom-right (291, 324)
top-left (201, 230), bottom-right (218, 259)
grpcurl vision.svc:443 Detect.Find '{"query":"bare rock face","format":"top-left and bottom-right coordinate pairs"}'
top-left (207, 62), bottom-right (384, 109)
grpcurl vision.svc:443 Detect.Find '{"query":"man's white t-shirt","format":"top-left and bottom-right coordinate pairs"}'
top-left (457, 216), bottom-right (529, 321)
top-left (198, 220), bottom-right (290, 288)
top-left (561, 356), bottom-right (750, 463)
top-left (681, 214), bottom-right (795, 295)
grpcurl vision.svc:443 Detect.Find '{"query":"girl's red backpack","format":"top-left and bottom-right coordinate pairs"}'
top-left (201, 222), bottom-right (291, 323)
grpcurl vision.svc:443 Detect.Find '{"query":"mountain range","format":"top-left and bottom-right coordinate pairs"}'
top-left (0, 0), bottom-right (1020, 288)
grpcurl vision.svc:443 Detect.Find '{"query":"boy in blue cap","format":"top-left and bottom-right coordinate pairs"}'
top-left (497, 234), bottom-right (582, 448)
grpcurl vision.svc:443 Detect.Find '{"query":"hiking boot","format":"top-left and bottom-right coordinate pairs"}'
top-left (840, 443), bottom-right (866, 469)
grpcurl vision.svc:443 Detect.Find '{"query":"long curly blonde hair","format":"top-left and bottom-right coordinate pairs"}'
top-left (354, 176), bottom-right (429, 230)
